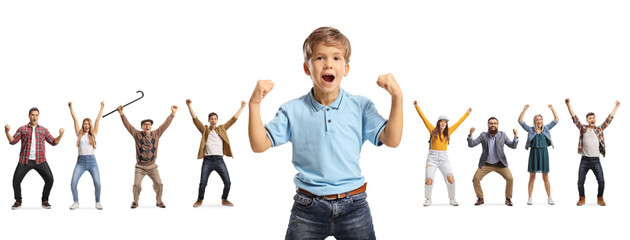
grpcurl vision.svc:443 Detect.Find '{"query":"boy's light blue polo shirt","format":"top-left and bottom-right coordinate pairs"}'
top-left (265, 88), bottom-right (388, 195)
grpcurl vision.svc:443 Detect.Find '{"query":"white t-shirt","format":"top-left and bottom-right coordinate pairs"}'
top-left (78, 133), bottom-right (95, 156)
top-left (204, 129), bottom-right (223, 156)
top-left (28, 126), bottom-right (37, 160)
top-left (582, 128), bottom-right (600, 157)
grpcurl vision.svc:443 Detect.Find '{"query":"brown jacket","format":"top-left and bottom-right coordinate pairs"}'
top-left (121, 114), bottom-right (174, 165)
top-left (193, 116), bottom-right (237, 159)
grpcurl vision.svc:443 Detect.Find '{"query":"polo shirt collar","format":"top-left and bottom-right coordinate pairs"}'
top-left (308, 88), bottom-right (344, 111)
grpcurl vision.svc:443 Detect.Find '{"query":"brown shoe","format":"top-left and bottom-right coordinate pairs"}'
top-left (156, 202), bottom-right (166, 208)
top-left (222, 198), bottom-right (234, 207)
top-left (130, 202), bottom-right (138, 209)
top-left (597, 196), bottom-right (606, 206)
top-left (193, 199), bottom-right (203, 208)
top-left (576, 196), bottom-right (585, 206)
top-left (505, 198), bottom-right (513, 206)
top-left (474, 198), bottom-right (484, 206)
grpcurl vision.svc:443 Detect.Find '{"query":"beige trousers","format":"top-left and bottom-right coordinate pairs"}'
top-left (472, 163), bottom-right (513, 199)
top-left (133, 163), bottom-right (163, 204)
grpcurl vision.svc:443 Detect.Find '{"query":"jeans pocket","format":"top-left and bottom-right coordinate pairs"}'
top-left (293, 193), bottom-right (315, 209)
top-left (351, 192), bottom-right (368, 207)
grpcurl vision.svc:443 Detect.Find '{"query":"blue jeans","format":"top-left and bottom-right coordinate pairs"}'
top-left (70, 155), bottom-right (101, 202)
top-left (577, 156), bottom-right (605, 197)
top-left (198, 155), bottom-right (231, 200)
top-left (285, 191), bottom-right (376, 240)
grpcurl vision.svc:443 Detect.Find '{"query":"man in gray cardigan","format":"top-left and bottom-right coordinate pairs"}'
top-left (467, 117), bottom-right (519, 206)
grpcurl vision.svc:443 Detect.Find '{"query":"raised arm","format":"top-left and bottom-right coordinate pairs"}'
top-left (413, 100), bottom-right (434, 132)
top-left (467, 127), bottom-right (482, 147)
top-left (549, 104), bottom-right (559, 121)
top-left (505, 129), bottom-right (519, 149)
top-left (53, 128), bottom-right (65, 145)
top-left (155, 105), bottom-right (177, 135)
top-left (5, 125), bottom-right (15, 143)
top-left (449, 107), bottom-right (471, 133)
top-left (565, 98), bottom-right (576, 117)
top-left (93, 101), bottom-right (105, 136)
top-left (234, 101), bottom-right (246, 119)
top-left (186, 99), bottom-right (197, 119)
top-left (248, 80), bottom-right (274, 153)
top-left (518, 104), bottom-right (529, 122)
top-left (118, 106), bottom-right (138, 135)
top-left (377, 73), bottom-right (403, 148)
top-left (68, 102), bottom-right (80, 136)
top-left (610, 100), bottom-right (620, 117)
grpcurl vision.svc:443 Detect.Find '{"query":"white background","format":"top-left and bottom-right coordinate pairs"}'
top-left (1, 0), bottom-right (628, 239)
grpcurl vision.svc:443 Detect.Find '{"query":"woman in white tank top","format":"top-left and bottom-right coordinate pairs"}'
top-left (68, 101), bottom-right (104, 210)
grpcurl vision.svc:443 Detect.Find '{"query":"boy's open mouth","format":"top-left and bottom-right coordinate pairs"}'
top-left (322, 74), bottom-right (335, 83)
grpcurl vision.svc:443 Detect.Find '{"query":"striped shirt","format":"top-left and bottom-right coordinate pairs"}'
top-left (572, 115), bottom-right (613, 157)
top-left (10, 124), bottom-right (58, 164)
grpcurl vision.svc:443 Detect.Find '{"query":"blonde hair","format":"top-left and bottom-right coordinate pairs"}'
top-left (533, 114), bottom-right (544, 132)
top-left (303, 27), bottom-right (351, 65)
top-left (77, 118), bottom-right (97, 149)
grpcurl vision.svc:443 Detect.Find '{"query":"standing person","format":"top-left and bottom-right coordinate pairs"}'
top-left (248, 27), bottom-right (403, 239)
top-left (68, 101), bottom-right (105, 210)
top-left (413, 100), bottom-right (471, 206)
top-left (467, 117), bottom-right (519, 206)
top-left (565, 98), bottom-right (620, 206)
top-left (117, 104), bottom-right (177, 208)
top-left (517, 104), bottom-right (558, 205)
top-left (5, 107), bottom-right (64, 210)
top-left (186, 99), bottom-right (246, 207)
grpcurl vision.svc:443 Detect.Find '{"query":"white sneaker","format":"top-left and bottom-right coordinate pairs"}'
top-left (423, 198), bottom-right (432, 207)
top-left (69, 202), bottom-right (80, 210)
top-left (449, 199), bottom-right (459, 206)
top-left (548, 197), bottom-right (555, 205)
top-left (95, 202), bottom-right (103, 210)
top-left (527, 198), bottom-right (533, 205)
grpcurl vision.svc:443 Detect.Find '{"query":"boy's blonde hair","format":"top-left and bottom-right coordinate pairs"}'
top-left (303, 27), bottom-right (351, 65)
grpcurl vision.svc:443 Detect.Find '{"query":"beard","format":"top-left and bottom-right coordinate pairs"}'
top-left (488, 127), bottom-right (498, 135)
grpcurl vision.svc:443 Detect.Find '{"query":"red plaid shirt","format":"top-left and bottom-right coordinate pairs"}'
top-left (572, 115), bottom-right (613, 157)
top-left (10, 124), bottom-right (58, 164)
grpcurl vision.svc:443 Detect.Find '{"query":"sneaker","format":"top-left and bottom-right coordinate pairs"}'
top-left (42, 201), bottom-right (52, 209)
top-left (69, 202), bottom-right (80, 210)
top-left (221, 198), bottom-right (234, 207)
top-left (11, 201), bottom-right (21, 210)
top-left (527, 198), bottom-right (533, 205)
top-left (95, 202), bottom-right (103, 210)
top-left (449, 199), bottom-right (459, 206)
top-left (193, 199), bottom-right (203, 208)
top-left (131, 202), bottom-right (138, 209)
top-left (548, 197), bottom-right (555, 205)
top-left (423, 198), bottom-right (432, 207)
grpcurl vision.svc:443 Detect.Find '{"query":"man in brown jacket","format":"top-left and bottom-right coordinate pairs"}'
top-left (186, 99), bottom-right (245, 207)
top-left (117, 105), bottom-right (177, 209)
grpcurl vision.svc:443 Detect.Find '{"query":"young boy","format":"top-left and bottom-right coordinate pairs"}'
top-left (248, 27), bottom-right (403, 239)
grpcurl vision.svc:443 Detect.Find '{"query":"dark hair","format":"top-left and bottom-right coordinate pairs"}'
top-left (208, 112), bottom-right (218, 119)
top-left (488, 117), bottom-right (498, 124)
top-left (29, 107), bottom-right (39, 115)
top-left (141, 119), bottom-right (154, 125)
top-left (586, 112), bottom-right (596, 118)
top-left (431, 120), bottom-right (450, 143)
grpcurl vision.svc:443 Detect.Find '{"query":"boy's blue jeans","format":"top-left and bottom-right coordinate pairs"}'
top-left (70, 155), bottom-right (101, 202)
top-left (285, 191), bottom-right (376, 240)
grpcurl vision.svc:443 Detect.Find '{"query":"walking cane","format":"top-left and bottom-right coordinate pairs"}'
top-left (103, 90), bottom-right (145, 117)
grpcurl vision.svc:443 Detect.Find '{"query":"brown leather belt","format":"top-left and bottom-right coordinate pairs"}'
top-left (297, 182), bottom-right (367, 200)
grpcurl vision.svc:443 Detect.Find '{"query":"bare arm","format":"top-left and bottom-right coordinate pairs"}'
top-left (53, 128), bottom-right (65, 145)
top-left (186, 99), bottom-right (197, 119)
top-left (518, 104), bottom-right (529, 122)
top-left (234, 101), bottom-right (246, 119)
top-left (248, 80), bottom-right (274, 153)
top-left (610, 100), bottom-right (620, 117)
top-left (68, 102), bottom-right (80, 136)
top-left (377, 73), bottom-right (403, 148)
top-left (549, 104), bottom-right (559, 121)
top-left (93, 101), bottom-right (105, 136)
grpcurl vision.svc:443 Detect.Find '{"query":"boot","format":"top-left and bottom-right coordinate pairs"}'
top-left (597, 196), bottom-right (606, 206)
top-left (576, 196), bottom-right (585, 206)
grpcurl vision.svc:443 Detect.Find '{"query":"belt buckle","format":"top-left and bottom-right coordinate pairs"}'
top-left (323, 193), bottom-right (346, 200)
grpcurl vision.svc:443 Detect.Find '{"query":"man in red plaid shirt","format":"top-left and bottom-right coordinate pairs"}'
top-left (5, 107), bottom-right (64, 210)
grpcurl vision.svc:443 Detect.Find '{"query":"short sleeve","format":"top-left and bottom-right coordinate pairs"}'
top-left (264, 106), bottom-right (291, 147)
top-left (362, 99), bottom-right (387, 146)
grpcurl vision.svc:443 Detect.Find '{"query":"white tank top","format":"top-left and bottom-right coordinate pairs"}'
top-left (78, 133), bottom-right (95, 156)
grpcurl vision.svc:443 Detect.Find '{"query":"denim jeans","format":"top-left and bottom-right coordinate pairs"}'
top-left (285, 191), bottom-right (376, 240)
top-left (198, 155), bottom-right (231, 200)
top-left (577, 156), bottom-right (605, 197)
top-left (70, 155), bottom-right (102, 202)
top-left (13, 160), bottom-right (54, 203)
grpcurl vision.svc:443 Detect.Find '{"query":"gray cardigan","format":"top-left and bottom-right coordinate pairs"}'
top-left (467, 131), bottom-right (519, 168)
